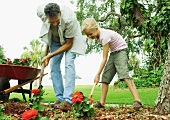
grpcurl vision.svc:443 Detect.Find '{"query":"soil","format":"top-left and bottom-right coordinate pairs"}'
top-left (1, 98), bottom-right (170, 120)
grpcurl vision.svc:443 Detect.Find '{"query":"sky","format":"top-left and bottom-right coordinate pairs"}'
top-left (0, 0), bottom-right (117, 85)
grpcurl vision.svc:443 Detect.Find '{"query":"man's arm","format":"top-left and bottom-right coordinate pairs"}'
top-left (42, 38), bottom-right (74, 66)
top-left (48, 38), bottom-right (74, 58)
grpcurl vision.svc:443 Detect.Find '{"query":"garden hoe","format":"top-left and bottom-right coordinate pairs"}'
top-left (38, 45), bottom-right (49, 89)
top-left (89, 82), bottom-right (97, 100)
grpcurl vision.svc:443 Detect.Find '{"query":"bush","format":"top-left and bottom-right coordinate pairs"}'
top-left (114, 64), bottom-right (164, 89)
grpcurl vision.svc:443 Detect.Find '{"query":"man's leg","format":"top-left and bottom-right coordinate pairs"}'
top-left (64, 51), bottom-right (76, 104)
top-left (50, 42), bottom-right (64, 102)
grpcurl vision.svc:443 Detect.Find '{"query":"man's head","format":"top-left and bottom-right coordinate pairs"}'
top-left (44, 3), bottom-right (61, 26)
top-left (82, 18), bottom-right (99, 40)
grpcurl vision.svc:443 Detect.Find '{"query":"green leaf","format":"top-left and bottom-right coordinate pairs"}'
top-left (40, 117), bottom-right (50, 120)
top-left (0, 115), bottom-right (7, 120)
top-left (38, 105), bottom-right (45, 112)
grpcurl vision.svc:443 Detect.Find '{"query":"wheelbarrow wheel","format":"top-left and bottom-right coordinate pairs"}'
top-left (0, 77), bottom-right (10, 102)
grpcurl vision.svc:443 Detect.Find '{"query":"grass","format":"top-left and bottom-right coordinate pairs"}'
top-left (9, 85), bottom-right (159, 107)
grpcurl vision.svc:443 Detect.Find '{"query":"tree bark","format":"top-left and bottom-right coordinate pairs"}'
top-left (154, 34), bottom-right (170, 114)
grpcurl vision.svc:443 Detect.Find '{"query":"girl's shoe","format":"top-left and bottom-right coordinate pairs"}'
top-left (133, 100), bottom-right (142, 110)
top-left (93, 101), bottom-right (104, 108)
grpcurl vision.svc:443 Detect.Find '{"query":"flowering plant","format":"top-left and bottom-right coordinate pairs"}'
top-left (22, 88), bottom-right (49, 120)
top-left (72, 91), bottom-right (95, 118)
top-left (30, 89), bottom-right (45, 112)
top-left (0, 57), bottom-right (31, 67)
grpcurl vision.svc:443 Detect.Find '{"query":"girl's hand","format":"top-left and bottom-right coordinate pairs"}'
top-left (94, 74), bottom-right (100, 84)
top-left (42, 55), bottom-right (50, 67)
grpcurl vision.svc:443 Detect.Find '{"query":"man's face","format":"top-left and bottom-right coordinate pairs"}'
top-left (47, 13), bottom-right (61, 27)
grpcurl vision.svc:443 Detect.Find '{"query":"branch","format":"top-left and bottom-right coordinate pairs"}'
top-left (128, 34), bottom-right (143, 38)
top-left (97, 12), bottom-right (126, 23)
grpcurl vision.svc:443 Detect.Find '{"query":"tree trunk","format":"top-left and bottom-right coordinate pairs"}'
top-left (154, 34), bottom-right (170, 114)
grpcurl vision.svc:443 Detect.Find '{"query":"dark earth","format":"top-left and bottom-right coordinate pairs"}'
top-left (1, 98), bottom-right (170, 120)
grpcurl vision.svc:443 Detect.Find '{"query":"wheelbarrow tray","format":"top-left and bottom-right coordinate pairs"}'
top-left (0, 64), bottom-right (40, 80)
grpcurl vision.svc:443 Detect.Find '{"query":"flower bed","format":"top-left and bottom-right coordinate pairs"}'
top-left (0, 89), bottom-right (169, 119)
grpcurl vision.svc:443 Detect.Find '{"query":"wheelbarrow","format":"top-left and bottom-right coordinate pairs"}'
top-left (0, 64), bottom-right (47, 103)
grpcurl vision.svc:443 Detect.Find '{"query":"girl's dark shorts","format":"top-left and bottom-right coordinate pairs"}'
top-left (101, 48), bottom-right (131, 84)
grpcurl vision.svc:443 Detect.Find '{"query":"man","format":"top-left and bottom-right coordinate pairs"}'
top-left (37, 3), bottom-right (86, 109)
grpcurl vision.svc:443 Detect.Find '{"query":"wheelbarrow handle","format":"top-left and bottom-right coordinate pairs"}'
top-left (38, 45), bottom-right (49, 88)
top-left (3, 73), bottom-right (48, 94)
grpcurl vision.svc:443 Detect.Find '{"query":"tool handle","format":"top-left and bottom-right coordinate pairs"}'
top-left (89, 83), bottom-right (97, 99)
top-left (38, 45), bottom-right (49, 88)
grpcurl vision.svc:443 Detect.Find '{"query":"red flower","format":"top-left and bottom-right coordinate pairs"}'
top-left (7, 61), bottom-right (12, 64)
top-left (21, 59), bottom-right (27, 63)
top-left (89, 99), bottom-right (94, 105)
top-left (22, 109), bottom-right (38, 120)
top-left (4, 58), bottom-right (12, 64)
top-left (72, 91), bottom-right (84, 104)
top-left (31, 89), bottom-right (40, 95)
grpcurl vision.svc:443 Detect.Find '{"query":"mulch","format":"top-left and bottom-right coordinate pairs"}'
top-left (1, 98), bottom-right (170, 120)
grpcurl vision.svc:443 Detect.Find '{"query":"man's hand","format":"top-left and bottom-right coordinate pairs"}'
top-left (42, 55), bottom-right (51, 67)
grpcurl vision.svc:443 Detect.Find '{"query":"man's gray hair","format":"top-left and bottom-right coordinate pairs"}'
top-left (44, 3), bottom-right (60, 18)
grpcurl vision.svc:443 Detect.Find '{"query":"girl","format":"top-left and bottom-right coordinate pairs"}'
top-left (82, 18), bottom-right (142, 110)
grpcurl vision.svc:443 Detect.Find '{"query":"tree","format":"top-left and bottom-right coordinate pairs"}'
top-left (154, 34), bottom-right (170, 114)
top-left (120, 0), bottom-right (170, 114)
top-left (73, 0), bottom-right (142, 73)
top-left (73, 0), bottom-right (170, 115)
top-left (21, 39), bottom-right (45, 68)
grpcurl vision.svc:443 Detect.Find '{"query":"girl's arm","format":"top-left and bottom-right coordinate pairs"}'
top-left (94, 43), bottom-right (109, 84)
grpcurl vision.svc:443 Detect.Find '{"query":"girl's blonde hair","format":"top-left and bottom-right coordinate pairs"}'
top-left (82, 18), bottom-right (98, 31)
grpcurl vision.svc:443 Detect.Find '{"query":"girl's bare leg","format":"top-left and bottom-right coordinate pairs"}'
top-left (124, 78), bottom-right (141, 102)
top-left (100, 82), bottom-right (109, 105)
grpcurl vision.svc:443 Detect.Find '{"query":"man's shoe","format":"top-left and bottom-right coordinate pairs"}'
top-left (53, 100), bottom-right (72, 111)
top-left (63, 100), bottom-right (72, 108)
top-left (54, 100), bottom-right (61, 104)
top-left (50, 100), bottom-right (61, 108)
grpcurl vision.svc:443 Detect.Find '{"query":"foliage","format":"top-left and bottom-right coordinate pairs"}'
top-left (120, 0), bottom-right (170, 70)
top-left (72, 91), bottom-right (95, 118)
top-left (0, 45), bottom-right (5, 59)
top-left (21, 39), bottom-right (45, 68)
top-left (0, 58), bottom-right (32, 67)
top-left (73, 0), bottom-right (129, 54)
top-left (114, 64), bottom-right (164, 88)
top-left (74, 0), bottom-right (169, 80)
top-left (0, 58), bottom-right (12, 64)
top-left (30, 89), bottom-right (45, 112)
top-left (13, 58), bottom-right (31, 66)
top-left (0, 106), bottom-right (8, 120)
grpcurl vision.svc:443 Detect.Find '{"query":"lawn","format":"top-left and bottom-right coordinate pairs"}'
top-left (9, 85), bottom-right (159, 107)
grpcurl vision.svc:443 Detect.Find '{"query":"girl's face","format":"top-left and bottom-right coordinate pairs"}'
top-left (84, 28), bottom-right (99, 40)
